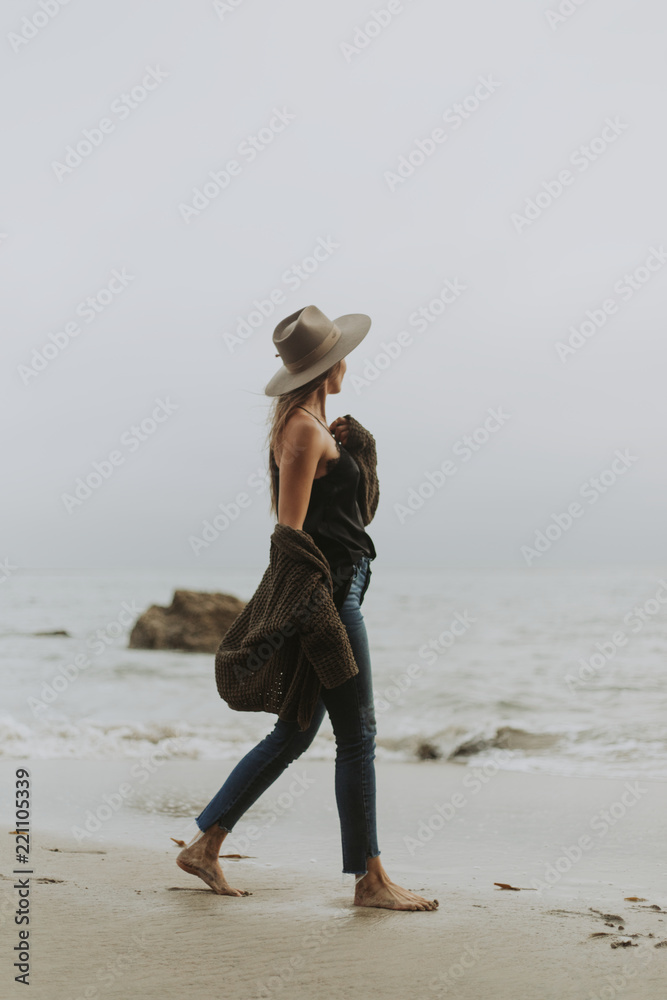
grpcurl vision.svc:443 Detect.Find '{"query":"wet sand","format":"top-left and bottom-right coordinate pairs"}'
top-left (1, 759), bottom-right (666, 999)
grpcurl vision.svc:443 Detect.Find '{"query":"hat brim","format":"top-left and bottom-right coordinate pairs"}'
top-left (264, 313), bottom-right (371, 397)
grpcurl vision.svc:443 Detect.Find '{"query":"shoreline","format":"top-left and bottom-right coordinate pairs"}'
top-left (2, 760), bottom-right (666, 998)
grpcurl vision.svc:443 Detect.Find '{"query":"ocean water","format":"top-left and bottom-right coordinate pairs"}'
top-left (1, 567), bottom-right (666, 780)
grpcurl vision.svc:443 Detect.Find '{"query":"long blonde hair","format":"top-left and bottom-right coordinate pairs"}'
top-left (264, 359), bottom-right (343, 518)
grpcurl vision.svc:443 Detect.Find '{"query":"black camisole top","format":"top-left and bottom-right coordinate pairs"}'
top-left (270, 411), bottom-right (376, 609)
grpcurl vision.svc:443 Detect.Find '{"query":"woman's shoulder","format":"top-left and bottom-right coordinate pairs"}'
top-left (273, 409), bottom-right (321, 466)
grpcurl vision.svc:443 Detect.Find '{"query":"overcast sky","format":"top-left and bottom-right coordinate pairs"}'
top-left (3, 0), bottom-right (666, 571)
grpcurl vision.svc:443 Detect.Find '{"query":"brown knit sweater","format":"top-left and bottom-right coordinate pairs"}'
top-left (214, 414), bottom-right (379, 730)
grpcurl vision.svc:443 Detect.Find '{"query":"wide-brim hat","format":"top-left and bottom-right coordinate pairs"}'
top-left (264, 304), bottom-right (371, 396)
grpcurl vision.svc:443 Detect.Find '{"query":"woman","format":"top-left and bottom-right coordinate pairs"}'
top-left (177, 305), bottom-right (438, 911)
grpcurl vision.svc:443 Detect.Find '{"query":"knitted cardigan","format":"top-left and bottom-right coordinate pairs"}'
top-left (214, 414), bottom-right (379, 731)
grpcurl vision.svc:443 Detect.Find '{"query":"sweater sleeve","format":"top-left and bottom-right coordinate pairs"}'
top-left (342, 414), bottom-right (379, 526)
top-left (299, 582), bottom-right (359, 688)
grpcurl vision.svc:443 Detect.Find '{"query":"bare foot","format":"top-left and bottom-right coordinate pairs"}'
top-left (176, 826), bottom-right (250, 897)
top-left (353, 856), bottom-right (438, 911)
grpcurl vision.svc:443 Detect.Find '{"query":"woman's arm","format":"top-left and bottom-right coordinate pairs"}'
top-left (277, 419), bottom-right (322, 530)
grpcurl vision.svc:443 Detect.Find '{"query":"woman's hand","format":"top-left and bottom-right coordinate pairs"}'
top-left (330, 416), bottom-right (349, 446)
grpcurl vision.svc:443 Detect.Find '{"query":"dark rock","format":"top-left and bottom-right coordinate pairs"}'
top-left (416, 741), bottom-right (442, 760)
top-left (128, 589), bottom-right (245, 653)
top-left (34, 630), bottom-right (70, 637)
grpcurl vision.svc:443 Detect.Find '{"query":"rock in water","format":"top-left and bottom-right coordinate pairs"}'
top-left (128, 589), bottom-right (245, 653)
top-left (416, 741), bottom-right (442, 760)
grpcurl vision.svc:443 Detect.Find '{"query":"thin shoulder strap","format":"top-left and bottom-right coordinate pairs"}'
top-left (273, 407), bottom-right (336, 472)
top-left (296, 405), bottom-right (334, 438)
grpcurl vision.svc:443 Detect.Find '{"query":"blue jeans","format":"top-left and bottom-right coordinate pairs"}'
top-left (195, 555), bottom-right (380, 875)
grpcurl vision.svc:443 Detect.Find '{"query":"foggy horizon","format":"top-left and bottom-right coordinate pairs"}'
top-left (4, 0), bottom-right (665, 572)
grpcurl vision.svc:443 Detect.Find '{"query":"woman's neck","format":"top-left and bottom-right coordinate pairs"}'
top-left (299, 388), bottom-right (328, 423)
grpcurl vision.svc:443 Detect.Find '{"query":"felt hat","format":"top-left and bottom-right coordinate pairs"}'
top-left (264, 305), bottom-right (371, 396)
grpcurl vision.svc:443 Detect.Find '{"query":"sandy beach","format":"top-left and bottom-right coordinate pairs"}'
top-left (2, 758), bottom-right (666, 999)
